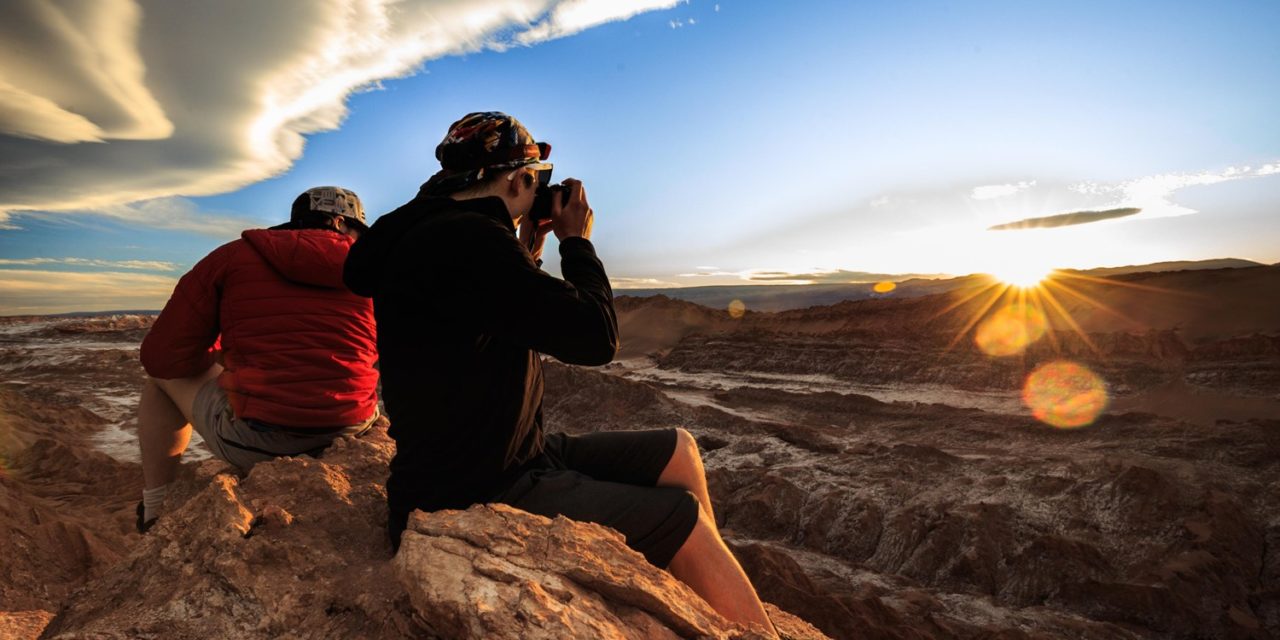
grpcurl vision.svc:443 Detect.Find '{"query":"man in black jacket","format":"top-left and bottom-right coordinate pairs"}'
top-left (344, 112), bottom-right (775, 635)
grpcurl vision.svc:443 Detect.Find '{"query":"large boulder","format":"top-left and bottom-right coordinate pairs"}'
top-left (397, 504), bottom-right (824, 640)
top-left (38, 428), bottom-right (826, 639)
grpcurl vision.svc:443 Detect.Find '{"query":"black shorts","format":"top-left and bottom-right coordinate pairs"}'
top-left (490, 428), bottom-right (699, 569)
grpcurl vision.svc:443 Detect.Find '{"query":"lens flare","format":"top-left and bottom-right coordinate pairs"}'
top-left (727, 299), bottom-right (746, 319)
top-left (1022, 361), bottom-right (1109, 429)
top-left (873, 281), bottom-right (896, 293)
top-left (975, 303), bottom-right (1048, 356)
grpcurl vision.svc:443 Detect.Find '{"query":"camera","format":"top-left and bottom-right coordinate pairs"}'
top-left (529, 184), bottom-right (571, 223)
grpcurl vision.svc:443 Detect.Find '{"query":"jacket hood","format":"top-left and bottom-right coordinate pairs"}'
top-left (241, 229), bottom-right (353, 289)
top-left (344, 195), bottom-right (509, 298)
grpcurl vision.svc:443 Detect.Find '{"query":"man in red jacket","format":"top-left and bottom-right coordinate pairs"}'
top-left (135, 186), bottom-right (380, 532)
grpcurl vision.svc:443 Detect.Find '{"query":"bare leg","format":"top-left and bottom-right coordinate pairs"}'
top-left (138, 365), bottom-right (222, 489)
top-left (658, 429), bottom-right (774, 635)
top-left (139, 379), bottom-right (189, 489)
top-left (668, 508), bottom-right (776, 637)
top-left (657, 428), bottom-right (716, 523)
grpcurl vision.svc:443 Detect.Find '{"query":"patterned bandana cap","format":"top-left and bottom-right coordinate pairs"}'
top-left (421, 111), bottom-right (550, 196)
top-left (292, 186), bottom-right (367, 229)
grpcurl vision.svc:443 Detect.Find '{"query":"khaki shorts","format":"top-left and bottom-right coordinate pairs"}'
top-left (191, 378), bottom-right (376, 470)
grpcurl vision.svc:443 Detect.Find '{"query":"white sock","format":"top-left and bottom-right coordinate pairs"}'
top-left (142, 484), bottom-right (170, 522)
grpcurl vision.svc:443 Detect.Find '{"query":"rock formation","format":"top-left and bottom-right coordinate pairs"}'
top-left (0, 388), bottom-right (141, 620)
top-left (398, 504), bottom-right (822, 640)
top-left (36, 429), bottom-right (826, 640)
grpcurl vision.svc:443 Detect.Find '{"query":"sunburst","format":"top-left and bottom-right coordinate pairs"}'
top-left (923, 268), bottom-right (1156, 429)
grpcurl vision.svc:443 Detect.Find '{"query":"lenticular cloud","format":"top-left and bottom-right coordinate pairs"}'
top-left (0, 0), bottom-right (680, 230)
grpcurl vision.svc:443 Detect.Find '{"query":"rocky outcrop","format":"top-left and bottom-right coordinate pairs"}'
top-left (398, 504), bottom-right (823, 640)
top-left (0, 390), bottom-right (141, 615)
top-left (37, 436), bottom-right (408, 640)
top-left (615, 294), bottom-right (739, 358)
top-left (38, 429), bottom-right (826, 640)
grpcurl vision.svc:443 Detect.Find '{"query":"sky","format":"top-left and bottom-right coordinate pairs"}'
top-left (1, 0), bottom-right (1278, 314)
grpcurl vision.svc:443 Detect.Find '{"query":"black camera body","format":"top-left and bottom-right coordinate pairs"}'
top-left (529, 184), bottom-right (571, 223)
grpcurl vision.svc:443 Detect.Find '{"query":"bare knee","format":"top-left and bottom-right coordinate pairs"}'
top-left (144, 368), bottom-right (219, 427)
top-left (673, 427), bottom-right (701, 468)
top-left (660, 428), bottom-right (709, 497)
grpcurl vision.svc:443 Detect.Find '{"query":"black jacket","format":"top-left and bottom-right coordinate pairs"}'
top-left (343, 194), bottom-right (618, 519)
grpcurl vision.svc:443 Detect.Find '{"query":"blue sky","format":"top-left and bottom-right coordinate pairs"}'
top-left (1, 0), bottom-right (1278, 313)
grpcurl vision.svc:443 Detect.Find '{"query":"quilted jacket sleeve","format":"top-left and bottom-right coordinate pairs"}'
top-left (140, 242), bottom-right (232, 379)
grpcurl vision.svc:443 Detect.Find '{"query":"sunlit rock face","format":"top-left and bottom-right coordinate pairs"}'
top-left (398, 504), bottom-right (824, 640)
top-left (37, 433), bottom-right (825, 640)
top-left (38, 437), bottom-right (408, 640)
top-left (0, 387), bottom-right (142, 615)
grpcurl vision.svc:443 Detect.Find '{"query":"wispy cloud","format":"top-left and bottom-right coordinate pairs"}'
top-left (678, 268), bottom-right (948, 285)
top-left (0, 257), bottom-right (178, 271)
top-left (88, 197), bottom-right (260, 238)
top-left (746, 269), bottom-right (949, 284)
top-left (987, 207), bottom-right (1142, 231)
top-left (0, 269), bottom-right (176, 315)
top-left (4, 196), bottom-right (262, 238)
top-left (678, 268), bottom-right (753, 279)
top-left (516, 0), bottom-right (685, 46)
top-left (1069, 164), bottom-right (1280, 220)
top-left (971, 180), bottom-right (1036, 200)
top-left (0, 1), bottom-right (683, 226)
top-left (610, 276), bottom-right (681, 289)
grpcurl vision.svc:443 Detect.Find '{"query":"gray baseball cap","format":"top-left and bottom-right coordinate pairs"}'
top-left (291, 186), bottom-right (367, 230)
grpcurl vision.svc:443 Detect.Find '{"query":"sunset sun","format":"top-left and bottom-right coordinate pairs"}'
top-left (989, 265), bottom-right (1052, 288)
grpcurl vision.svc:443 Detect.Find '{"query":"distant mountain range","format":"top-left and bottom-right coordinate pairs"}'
top-left (1061, 258), bottom-right (1263, 277)
top-left (617, 258), bottom-right (1268, 312)
top-left (4, 259), bottom-right (1271, 318)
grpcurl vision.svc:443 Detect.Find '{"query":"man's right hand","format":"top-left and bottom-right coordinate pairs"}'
top-left (551, 178), bottom-right (594, 241)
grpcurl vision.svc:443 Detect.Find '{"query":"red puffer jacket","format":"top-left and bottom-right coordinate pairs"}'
top-left (141, 229), bottom-right (378, 428)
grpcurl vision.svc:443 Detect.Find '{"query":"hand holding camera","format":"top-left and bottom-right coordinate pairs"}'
top-left (521, 178), bottom-right (593, 257)
top-left (549, 178), bottom-right (592, 241)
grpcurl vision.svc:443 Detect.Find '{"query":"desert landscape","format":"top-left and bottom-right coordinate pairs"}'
top-left (3, 2), bottom-right (1277, 638)
top-left (1, 263), bottom-right (1277, 638)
